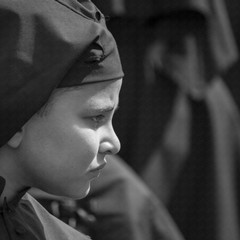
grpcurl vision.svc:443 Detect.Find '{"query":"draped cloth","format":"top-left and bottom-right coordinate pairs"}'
top-left (87, 155), bottom-right (184, 240)
top-left (142, 79), bottom-right (240, 240)
top-left (134, 0), bottom-right (240, 240)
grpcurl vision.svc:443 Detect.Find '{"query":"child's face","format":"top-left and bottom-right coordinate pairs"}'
top-left (17, 79), bottom-right (122, 199)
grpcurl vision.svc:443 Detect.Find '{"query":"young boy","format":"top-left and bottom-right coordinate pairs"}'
top-left (0, 0), bottom-right (123, 239)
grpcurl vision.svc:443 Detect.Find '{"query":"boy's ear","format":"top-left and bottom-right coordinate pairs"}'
top-left (7, 128), bottom-right (24, 148)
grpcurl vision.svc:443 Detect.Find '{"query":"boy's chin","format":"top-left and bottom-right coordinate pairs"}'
top-left (32, 182), bottom-right (92, 200)
top-left (67, 184), bottom-right (91, 200)
top-left (30, 183), bottom-right (91, 201)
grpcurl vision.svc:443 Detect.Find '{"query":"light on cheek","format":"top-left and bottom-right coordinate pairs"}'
top-left (72, 124), bottom-right (99, 155)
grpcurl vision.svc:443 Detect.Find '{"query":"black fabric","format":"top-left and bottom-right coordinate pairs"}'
top-left (168, 97), bottom-right (215, 240)
top-left (141, 79), bottom-right (240, 240)
top-left (0, 177), bottom-right (46, 240)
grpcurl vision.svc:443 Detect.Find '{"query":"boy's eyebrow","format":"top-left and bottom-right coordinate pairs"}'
top-left (98, 104), bottom-right (119, 113)
top-left (88, 103), bottom-right (119, 114)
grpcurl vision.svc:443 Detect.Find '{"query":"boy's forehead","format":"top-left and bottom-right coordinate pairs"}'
top-left (70, 79), bottom-right (122, 104)
top-left (0, 0), bottom-right (124, 147)
top-left (54, 78), bottom-right (122, 100)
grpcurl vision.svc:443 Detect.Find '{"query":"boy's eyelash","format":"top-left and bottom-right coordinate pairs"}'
top-left (91, 115), bottom-right (105, 123)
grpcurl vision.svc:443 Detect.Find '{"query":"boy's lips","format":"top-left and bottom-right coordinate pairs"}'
top-left (89, 162), bottom-right (107, 173)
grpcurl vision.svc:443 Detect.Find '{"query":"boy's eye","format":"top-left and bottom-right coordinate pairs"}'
top-left (91, 115), bottom-right (105, 124)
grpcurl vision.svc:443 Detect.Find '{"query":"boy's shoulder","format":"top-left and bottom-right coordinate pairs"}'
top-left (23, 193), bottom-right (91, 240)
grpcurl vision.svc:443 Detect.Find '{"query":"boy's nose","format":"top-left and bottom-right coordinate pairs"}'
top-left (99, 127), bottom-right (121, 155)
